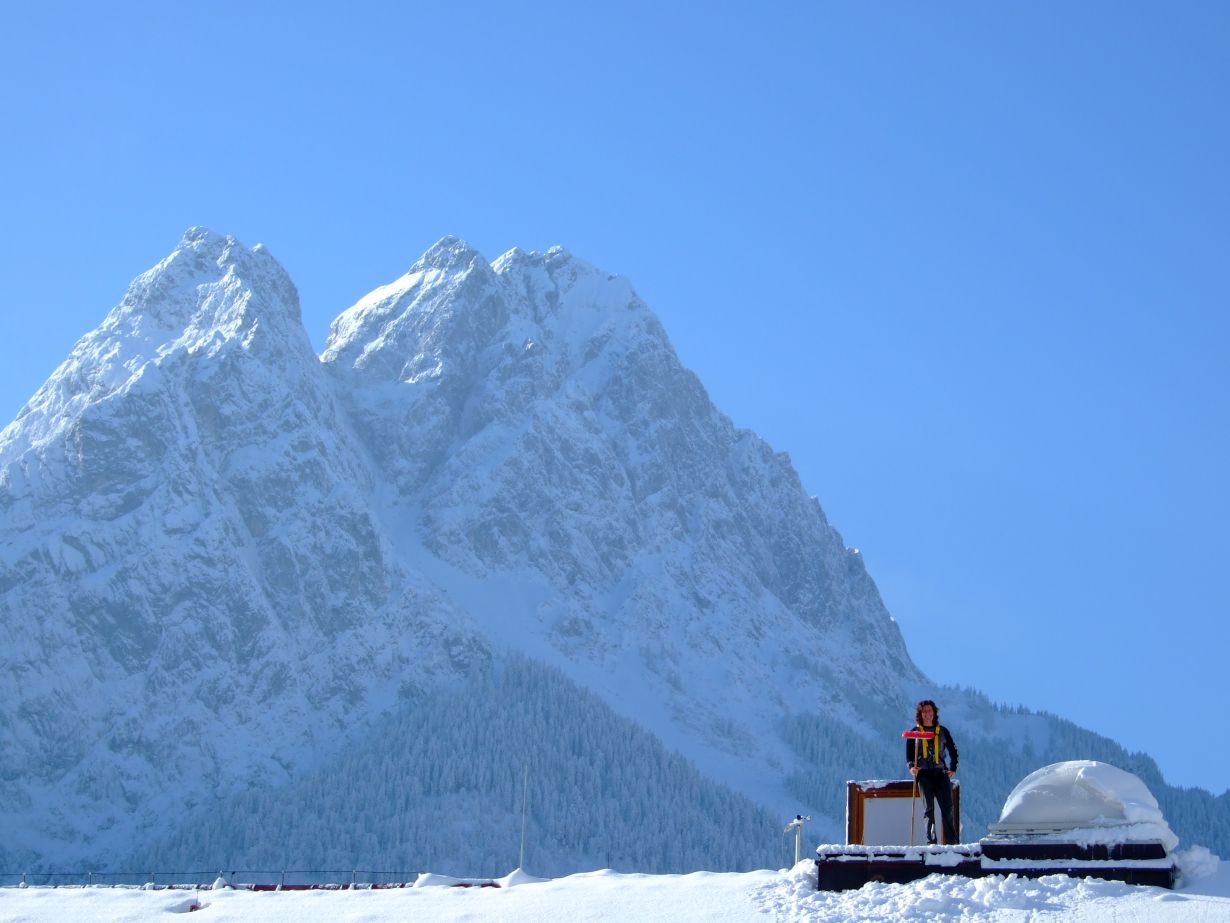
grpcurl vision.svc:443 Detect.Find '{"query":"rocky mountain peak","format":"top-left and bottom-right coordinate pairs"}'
top-left (119, 226), bottom-right (301, 332)
top-left (0, 229), bottom-right (306, 462)
top-left (411, 235), bottom-right (486, 274)
top-left (322, 237), bottom-right (509, 383)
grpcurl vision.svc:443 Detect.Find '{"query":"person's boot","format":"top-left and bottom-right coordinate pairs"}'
top-left (925, 813), bottom-right (936, 845)
top-left (944, 818), bottom-right (958, 845)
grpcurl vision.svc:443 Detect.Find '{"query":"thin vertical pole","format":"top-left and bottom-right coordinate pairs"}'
top-left (910, 778), bottom-right (918, 847)
top-left (519, 764), bottom-right (529, 870)
top-left (783, 815), bottom-right (809, 867)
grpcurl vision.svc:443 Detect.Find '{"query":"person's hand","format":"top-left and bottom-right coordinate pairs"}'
top-left (909, 765), bottom-right (919, 778)
top-left (946, 770), bottom-right (955, 779)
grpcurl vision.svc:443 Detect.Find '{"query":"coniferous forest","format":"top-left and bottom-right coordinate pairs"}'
top-left (49, 656), bottom-right (1230, 879)
top-left (131, 656), bottom-right (783, 879)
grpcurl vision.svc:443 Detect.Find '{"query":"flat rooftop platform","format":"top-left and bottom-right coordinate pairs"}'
top-left (816, 840), bottom-right (1176, 891)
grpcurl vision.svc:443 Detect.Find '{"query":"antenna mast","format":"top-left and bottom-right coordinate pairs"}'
top-left (519, 764), bottom-right (530, 869)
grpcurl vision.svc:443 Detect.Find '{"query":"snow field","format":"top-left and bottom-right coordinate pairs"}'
top-left (1, 855), bottom-right (1227, 923)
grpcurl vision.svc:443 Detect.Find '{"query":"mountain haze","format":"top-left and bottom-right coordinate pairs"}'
top-left (1, 230), bottom-right (1224, 873)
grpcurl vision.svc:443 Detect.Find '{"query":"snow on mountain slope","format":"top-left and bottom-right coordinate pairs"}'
top-left (320, 237), bottom-right (924, 812)
top-left (0, 231), bottom-right (486, 867)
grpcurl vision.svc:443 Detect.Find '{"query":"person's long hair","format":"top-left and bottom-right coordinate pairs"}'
top-left (915, 699), bottom-right (939, 725)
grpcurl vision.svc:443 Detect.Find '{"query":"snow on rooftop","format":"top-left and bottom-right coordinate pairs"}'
top-left (990, 760), bottom-right (1179, 850)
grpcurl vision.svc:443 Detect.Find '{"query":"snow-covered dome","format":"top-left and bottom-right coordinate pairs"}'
top-left (990, 760), bottom-right (1178, 850)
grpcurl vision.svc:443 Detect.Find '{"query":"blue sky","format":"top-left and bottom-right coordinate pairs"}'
top-left (2, 3), bottom-right (1227, 794)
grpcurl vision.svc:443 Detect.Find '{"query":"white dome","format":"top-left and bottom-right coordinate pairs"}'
top-left (992, 760), bottom-right (1178, 850)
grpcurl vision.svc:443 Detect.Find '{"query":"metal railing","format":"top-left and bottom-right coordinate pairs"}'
top-left (0, 869), bottom-right (420, 889)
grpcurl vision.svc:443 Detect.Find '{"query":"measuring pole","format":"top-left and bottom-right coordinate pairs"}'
top-left (783, 814), bottom-right (811, 865)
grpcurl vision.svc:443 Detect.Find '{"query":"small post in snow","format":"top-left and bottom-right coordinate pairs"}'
top-left (784, 814), bottom-right (811, 866)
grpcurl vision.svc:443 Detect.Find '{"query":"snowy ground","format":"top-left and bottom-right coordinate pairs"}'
top-left (2, 855), bottom-right (1228, 923)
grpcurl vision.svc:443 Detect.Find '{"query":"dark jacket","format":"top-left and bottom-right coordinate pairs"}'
top-left (906, 724), bottom-right (958, 773)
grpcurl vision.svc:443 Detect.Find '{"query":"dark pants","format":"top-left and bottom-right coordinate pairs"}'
top-left (917, 769), bottom-right (957, 844)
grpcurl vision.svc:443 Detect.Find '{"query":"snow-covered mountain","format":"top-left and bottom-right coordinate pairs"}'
top-left (0, 231), bottom-right (489, 865)
top-left (1, 230), bottom-right (1224, 872)
top-left (317, 234), bottom-right (920, 785)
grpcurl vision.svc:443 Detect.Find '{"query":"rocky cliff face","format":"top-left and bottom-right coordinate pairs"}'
top-left (0, 229), bottom-right (921, 867)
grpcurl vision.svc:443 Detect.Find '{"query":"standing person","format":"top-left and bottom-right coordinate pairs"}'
top-left (906, 699), bottom-right (959, 844)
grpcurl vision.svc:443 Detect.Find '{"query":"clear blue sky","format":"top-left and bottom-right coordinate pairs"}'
top-left (2, 3), bottom-right (1227, 793)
